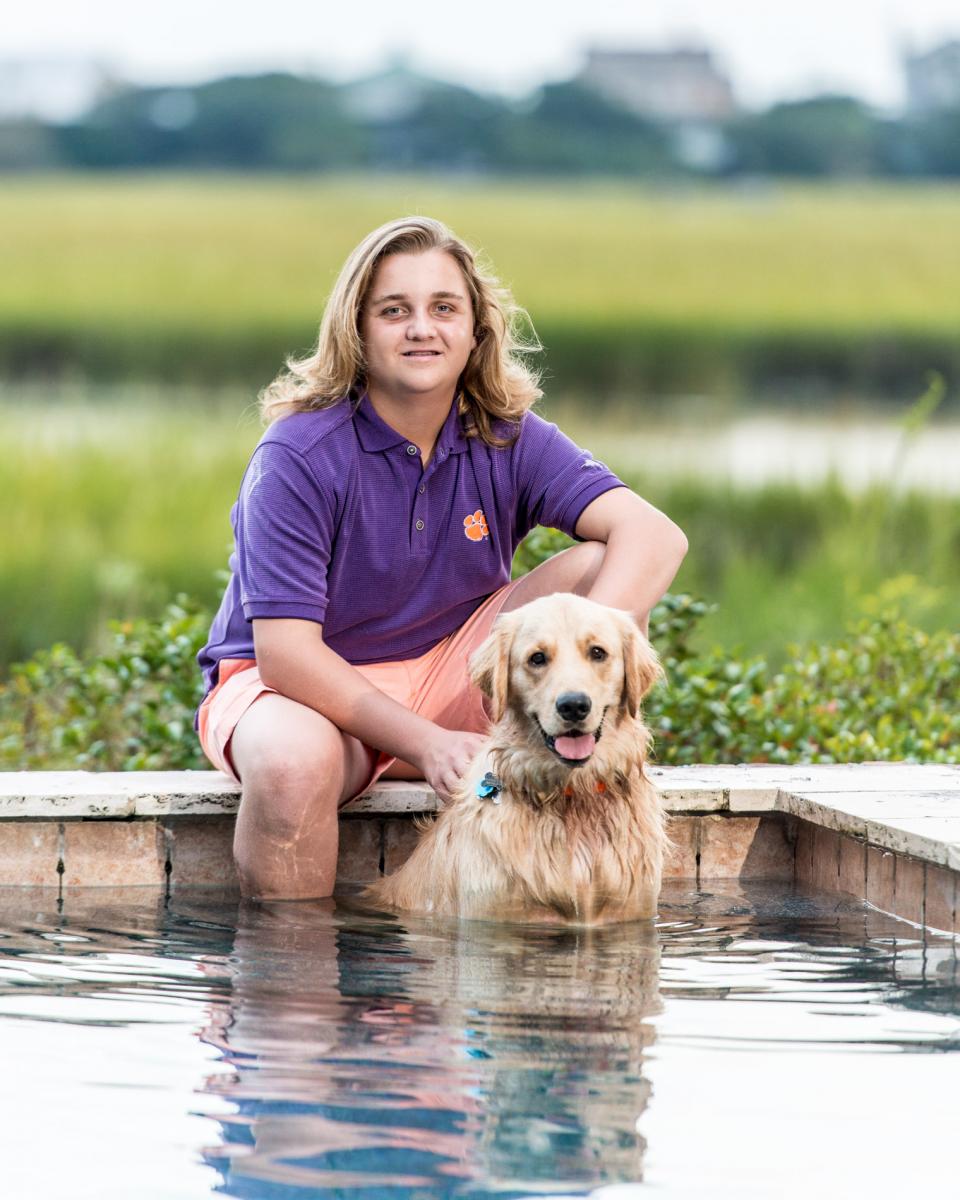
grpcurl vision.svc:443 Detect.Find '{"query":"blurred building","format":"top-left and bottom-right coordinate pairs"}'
top-left (902, 39), bottom-right (960, 114)
top-left (577, 46), bottom-right (737, 171)
top-left (578, 47), bottom-right (737, 124)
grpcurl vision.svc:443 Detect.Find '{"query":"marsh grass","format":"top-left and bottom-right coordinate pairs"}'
top-left (5, 384), bottom-right (959, 674)
top-left (3, 175), bottom-right (960, 394)
top-left (3, 384), bottom-right (260, 665)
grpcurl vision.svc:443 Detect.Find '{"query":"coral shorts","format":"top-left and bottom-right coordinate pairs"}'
top-left (196, 575), bottom-right (525, 799)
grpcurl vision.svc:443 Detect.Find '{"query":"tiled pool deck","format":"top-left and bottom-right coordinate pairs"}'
top-left (1, 764), bottom-right (958, 934)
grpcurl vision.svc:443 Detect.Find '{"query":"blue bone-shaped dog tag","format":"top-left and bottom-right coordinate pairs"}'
top-left (476, 772), bottom-right (502, 804)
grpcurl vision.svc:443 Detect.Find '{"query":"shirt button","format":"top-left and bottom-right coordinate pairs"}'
top-left (438, 448), bottom-right (445, 459)
top-left (418, 485), bottom-right (425, 494)
top-left (415, 519), bottom-right (425, 531)
top-left (406, 445), bottom-right (418, 456)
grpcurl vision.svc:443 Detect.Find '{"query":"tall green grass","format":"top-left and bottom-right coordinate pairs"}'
top-left (5, 385), bottom-right (959, 674)
top-left (3, 175), bottom-right (960, 395)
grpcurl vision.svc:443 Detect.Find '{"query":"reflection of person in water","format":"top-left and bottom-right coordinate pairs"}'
top-left (197, 901), bottom-right (662, 1195)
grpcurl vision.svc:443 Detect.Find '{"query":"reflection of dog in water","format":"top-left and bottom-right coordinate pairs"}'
top-left (198, 900), bottom-right (662, 1192)
top-left (368, 593), bottom-right (668, 924)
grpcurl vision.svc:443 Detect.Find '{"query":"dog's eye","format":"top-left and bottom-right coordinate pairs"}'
top-left (528, 651), bottom-right (548, 667)
top-left (589, 646), bottom-right (608, 661)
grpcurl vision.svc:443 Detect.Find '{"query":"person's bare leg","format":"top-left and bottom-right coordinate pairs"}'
top-left (380, 758), bottom-right (423, 779)
top-left (229, 693), bottom-right (375, 901)
top-left (501, 541), bottom-right (607, 612)
top-left (500, 539), bottom-right (651, 635)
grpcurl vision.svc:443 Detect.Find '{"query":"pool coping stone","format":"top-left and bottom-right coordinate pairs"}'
top-left (1, 764), bottom-right (957, 873)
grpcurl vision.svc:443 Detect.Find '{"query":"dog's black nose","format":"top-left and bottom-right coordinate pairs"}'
top-left (556, 691), bottom-right (592, 723)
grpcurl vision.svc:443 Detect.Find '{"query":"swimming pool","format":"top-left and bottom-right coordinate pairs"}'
top-left (2, 880), bottom-right (957, 1199)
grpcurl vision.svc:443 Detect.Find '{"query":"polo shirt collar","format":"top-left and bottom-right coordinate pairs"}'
top-left (353, 391), bottom-right (470, 456)
top-left (353, 391), bottom-right (408, 452)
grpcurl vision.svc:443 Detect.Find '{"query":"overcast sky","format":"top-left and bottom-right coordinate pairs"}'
top-left (5, 0), bottom-right (960, 114)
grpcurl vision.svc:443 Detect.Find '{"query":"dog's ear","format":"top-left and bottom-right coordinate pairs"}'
top-left (469, 614), bottom-right (514, 723)
top-left (619, 615), bottom-right (664, 718)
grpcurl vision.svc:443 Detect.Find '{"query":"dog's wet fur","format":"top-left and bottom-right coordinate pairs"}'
top-left (366, 593), bottom-right (668, 925)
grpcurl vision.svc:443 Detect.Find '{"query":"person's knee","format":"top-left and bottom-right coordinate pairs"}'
top-left (505, 539), bottom-right (606, 612)
top-left (237, 729), bottom-right (344, 845)
top-left (241, 736), bottom-right (335, 791)
top-left (561, 539), bottom-right (605, 594)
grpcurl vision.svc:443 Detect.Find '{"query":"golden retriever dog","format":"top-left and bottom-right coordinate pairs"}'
top-left (367, 592), bottom-right (667, 925)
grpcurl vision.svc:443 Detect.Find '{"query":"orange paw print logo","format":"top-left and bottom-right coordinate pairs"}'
top-left (463, 509), bottom-right (489, 541)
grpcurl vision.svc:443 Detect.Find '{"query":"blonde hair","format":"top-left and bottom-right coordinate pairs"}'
top-left (259, 216), bottom-right (542, 443)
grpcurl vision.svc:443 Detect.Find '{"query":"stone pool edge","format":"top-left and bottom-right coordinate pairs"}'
top-left (0, 764), bottom-right (957, 936)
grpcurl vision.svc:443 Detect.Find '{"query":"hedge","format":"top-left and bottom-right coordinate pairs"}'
top-left (2, 587), bottom-right (956, 771)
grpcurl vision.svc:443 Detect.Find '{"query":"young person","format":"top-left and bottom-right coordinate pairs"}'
top-left (196, 216), bottom-right (688, 901)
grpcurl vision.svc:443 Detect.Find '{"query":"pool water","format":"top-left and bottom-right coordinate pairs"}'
top-left (1, 881), bottom-right (957, 1200)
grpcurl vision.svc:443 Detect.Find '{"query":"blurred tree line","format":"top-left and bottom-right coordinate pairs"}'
top-left (3, 68), bottom-right (960, 176)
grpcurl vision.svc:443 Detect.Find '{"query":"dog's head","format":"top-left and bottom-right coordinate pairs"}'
top-left (469, 593), bottom-right (662, 768)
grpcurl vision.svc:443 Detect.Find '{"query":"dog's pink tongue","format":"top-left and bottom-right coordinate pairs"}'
top-left (554, 733), bottom-right (596, 760)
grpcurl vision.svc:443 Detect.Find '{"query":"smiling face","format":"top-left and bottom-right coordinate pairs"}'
top-left (509, 598), bottom-right (629, 765)
top-left (470, 593), bottom-right (663, 770)
top-left (360, 248), bottom-right (477, 405)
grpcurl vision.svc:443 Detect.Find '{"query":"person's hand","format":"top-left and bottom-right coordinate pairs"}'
top-left (418, 728), bottom-right (487, 805)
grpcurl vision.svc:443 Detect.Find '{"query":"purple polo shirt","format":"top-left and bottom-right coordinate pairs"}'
top-left (195, 392), bottom-right (626, 717)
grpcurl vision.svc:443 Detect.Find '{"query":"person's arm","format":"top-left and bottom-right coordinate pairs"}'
top-left (574, 487), bottom-right (688, 635)
top-left (253, 618), bottom-right (484, 799)
top-left (511, 412), bottom-right (686, 636)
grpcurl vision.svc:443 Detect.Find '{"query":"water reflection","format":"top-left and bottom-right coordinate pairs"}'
top-left (197, 899), bottom-right (661, 1197)
top-left (0, 883), bottom-right (957, 1199)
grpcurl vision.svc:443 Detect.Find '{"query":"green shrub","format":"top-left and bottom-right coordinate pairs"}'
top-left (1, 582), bottom-right (956, 771)
top-left (645, 588), bottom-right (960, 765)
top-left (0, 596), bottom-right (210, 770)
